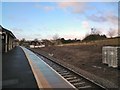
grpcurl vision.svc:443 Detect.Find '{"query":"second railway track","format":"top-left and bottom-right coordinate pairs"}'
top-left (35, 53), bottom-right (105, 90)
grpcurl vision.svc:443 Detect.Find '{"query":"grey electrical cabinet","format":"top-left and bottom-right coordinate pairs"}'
top-left (102, 46), bottom-right (120, 68)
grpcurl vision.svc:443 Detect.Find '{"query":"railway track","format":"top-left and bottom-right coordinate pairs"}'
top-left (35, 53), bottom-right (105, 90)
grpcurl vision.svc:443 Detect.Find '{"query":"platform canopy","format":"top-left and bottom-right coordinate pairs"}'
top-left (1, 25), bottom-right (16, 39)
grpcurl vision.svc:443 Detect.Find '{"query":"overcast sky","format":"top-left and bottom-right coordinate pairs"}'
top-left (2, 2), bottom-right (118, 40)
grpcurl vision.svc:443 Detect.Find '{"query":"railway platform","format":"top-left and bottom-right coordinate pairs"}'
top-left (21, 46), bottom-right (75, 89)
top-left (2, 46), bottom-right (38, 89)
top-left (2, 46), bottom-right (75, 89)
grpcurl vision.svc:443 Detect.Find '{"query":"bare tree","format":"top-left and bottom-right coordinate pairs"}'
top-left (34, 38), bottom-right (39, 46)
top-left (42, 39), bottom-right (53, 47)
top-left (19, 38), bottom-right (26, 46)
top-left (91, 28), bottom-right (101, 35)
top-left (95, 30), bottom-right (101, 35)
top-left (34, 38), bottom-right (38, 42)
top-left (21, 38), bottom-right (26, 42)
top-left (53, 34), bottom-right (59, 40)
top-left (91, 28), bottom-right (96, 35)
top-left (108, 28), bottom-right (116, 38)
top-left (52, 34), bottom-right (62, 45)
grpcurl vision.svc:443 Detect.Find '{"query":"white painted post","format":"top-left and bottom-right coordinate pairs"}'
top-left (5, 33), bottom-right (7, 52)
top-left (9, 36), bottom-right (12, 50)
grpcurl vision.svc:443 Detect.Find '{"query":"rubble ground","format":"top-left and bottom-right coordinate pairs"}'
top-left (31, 44), bottom-right (120, 86)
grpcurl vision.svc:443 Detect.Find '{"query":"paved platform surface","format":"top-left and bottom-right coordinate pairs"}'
top-left (2, 46), bottom-right (38, 89)
top-left (21, 47), bottom-right (75, 89)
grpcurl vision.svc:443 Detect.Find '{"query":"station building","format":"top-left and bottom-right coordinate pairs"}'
top-left (1, 26), bottom-right (18, 53)
top-left (0, 27), bottom-right (2, 53)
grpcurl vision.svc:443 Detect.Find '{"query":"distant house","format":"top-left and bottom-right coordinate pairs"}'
top-left (42, 39), bottom-right (54, 47)
top-left (30, 41), bottom-right (45, 48)
top-left (1, 26), bottom-right (18, 53)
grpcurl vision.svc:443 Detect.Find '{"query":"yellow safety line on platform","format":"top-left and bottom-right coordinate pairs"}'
top-left (21, 47), bottom-right (52, 90)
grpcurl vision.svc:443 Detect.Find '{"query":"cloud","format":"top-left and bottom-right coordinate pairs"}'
top-left (57, 2), bottom-right (79, 8)
top-left (87, 11), bottom-right (118, 25)
top-left (10, 28), bottom-right (25, 39)
top-left (106, 14), bottom-right (118, 25)
top-left (57, 2), bottom-right (90, 14)
top-left (11, 28), bottom-right (23, 33)
top-left (43, 6), bottom-right (54, 11)
top-left (82, 21), bottom-right (90, 29)
top-left (87, 14), bottom-right (107, 22)
top-left (107, 28), bottom-right (118, 37)
top-left (35, 4), bottom-right (54, 12)
top-left (35, 2), bottom-right (93, 14)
